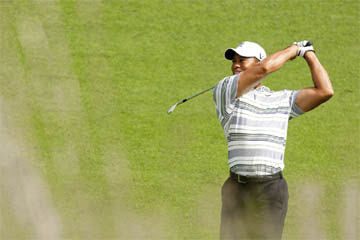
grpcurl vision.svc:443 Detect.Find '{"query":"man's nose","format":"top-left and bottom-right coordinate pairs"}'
top-left (233, 62), bottom-right (241, 68)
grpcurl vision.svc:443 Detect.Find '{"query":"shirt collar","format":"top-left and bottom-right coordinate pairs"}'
top-left (254, 86), bottom-right (270, 93)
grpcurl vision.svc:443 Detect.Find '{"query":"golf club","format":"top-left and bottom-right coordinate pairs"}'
top-left (167, 41), bottom-right (312, 115)
top-left (167, 85), bottom-right (216, 114)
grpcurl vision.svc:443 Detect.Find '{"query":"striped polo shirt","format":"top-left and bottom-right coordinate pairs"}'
top-left (213, 74), bottom-right (304, 176)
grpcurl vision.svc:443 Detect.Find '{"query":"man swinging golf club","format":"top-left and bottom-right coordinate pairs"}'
top-left (213, 41), bottom-right (333, 239)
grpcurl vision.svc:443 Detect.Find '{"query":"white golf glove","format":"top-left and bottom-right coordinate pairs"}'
top-left (293, 40), bottom-right (315, 57)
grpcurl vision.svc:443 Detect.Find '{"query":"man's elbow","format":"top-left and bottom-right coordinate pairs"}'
top-left (261, 58), bottom-right (284, 75)
top-left (260, 61), bottom-right (272, 75)
top-left (320, 88), bottom-right (334, 102)
top-left (326, 88), bottom-right (334, 99)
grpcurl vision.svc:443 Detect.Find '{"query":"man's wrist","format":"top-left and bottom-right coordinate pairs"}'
top-left (304, 50), bottom-right (316, 60)
top-left (289, 45), bottom-right (298, 59)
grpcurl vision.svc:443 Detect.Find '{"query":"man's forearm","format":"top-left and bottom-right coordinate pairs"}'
top-left (295, 50), bottom-right (334, 112)
top-left (261, 45), bottom-right (298, 74)
top-left (304, 51), bottom-right (334, 97)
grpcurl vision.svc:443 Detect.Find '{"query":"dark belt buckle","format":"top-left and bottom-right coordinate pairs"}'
top-left (237, 175), bottom-right (246, 184)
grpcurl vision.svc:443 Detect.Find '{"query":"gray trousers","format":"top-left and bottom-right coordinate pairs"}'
top-left (220, 175), bottom-right (288, 240)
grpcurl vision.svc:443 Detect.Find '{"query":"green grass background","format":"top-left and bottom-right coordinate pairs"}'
top-left (0, 0), bottom-right (359, 239)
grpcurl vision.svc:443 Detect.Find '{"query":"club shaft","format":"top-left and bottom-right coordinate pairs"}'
top-left (179, 85), bottom-right (216, 104)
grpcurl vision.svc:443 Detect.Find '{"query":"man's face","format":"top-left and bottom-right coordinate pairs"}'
top-left (232, 54), bottom-right (259, 75)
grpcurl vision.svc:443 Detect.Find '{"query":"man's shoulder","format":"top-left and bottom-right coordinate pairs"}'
top-left (218, 74), bottom-right (239, 83)
top-left (215, 74), bottom-right (239, 91)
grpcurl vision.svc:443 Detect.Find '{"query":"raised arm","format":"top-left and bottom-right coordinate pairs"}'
top-left (236, 45), bottom-right (298, 97)
top-left (295, 51), bottom-right (334, 112)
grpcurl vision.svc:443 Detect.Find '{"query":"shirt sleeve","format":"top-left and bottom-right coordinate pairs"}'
top-left (289, 90), bottom-right (305, 120)
top-left (213, 74), bottom-right (239, 122)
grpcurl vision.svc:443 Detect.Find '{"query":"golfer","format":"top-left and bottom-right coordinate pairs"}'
top-left (213, 41), bottom-right (333, 239)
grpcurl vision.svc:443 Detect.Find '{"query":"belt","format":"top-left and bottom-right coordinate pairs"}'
top-left (230, 171), bottom-right (283, 184)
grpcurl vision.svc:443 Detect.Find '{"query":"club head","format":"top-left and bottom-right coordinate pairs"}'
top-left (167, 103), bottom-right (177, 114)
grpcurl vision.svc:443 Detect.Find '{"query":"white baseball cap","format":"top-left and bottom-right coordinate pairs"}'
top-left (225, 41), bottom-right (267, 61)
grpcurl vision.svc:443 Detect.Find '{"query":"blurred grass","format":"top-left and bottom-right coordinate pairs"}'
top-left (0, 0), bottom-right (359, 239)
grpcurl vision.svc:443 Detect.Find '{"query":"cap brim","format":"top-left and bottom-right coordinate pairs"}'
top-left (225, 48), bottom-right (253, 60)
top-left (225, 48), bottom-right (236, 60)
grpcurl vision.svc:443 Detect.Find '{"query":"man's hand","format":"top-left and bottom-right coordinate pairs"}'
top-left (293, 40), bottom-right (315, 57)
